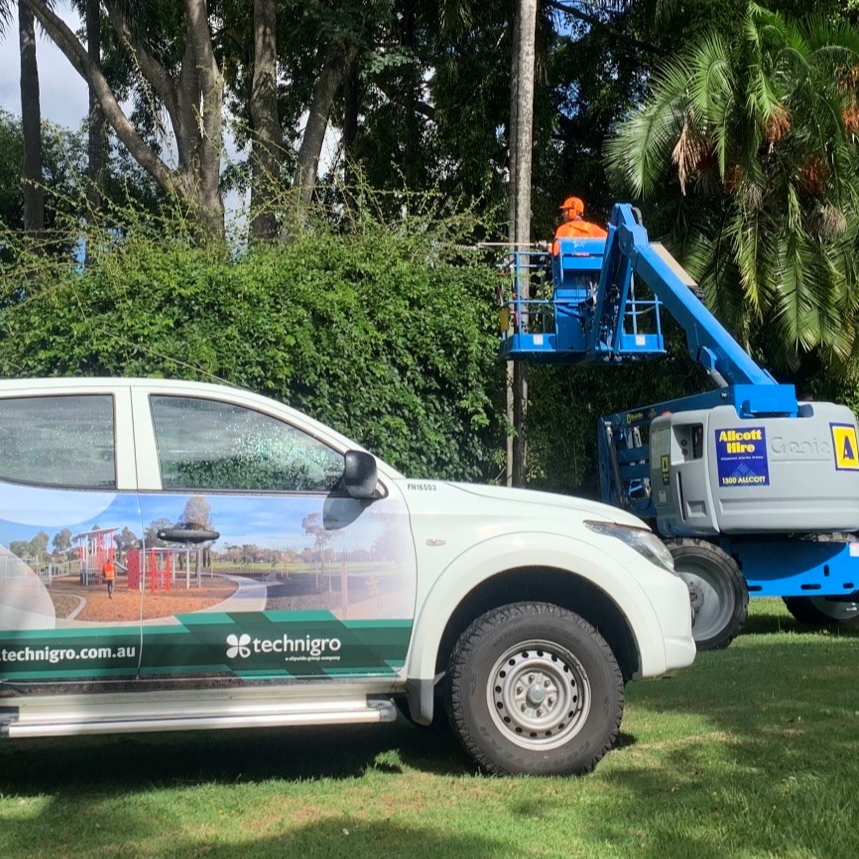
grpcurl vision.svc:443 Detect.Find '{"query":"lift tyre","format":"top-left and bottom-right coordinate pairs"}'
top-left (782, 597), bottom-right (859, 628)
top-left (667, 539), bottom-right (748, 651)
top-left (446, 602), bottom-right (624, 776)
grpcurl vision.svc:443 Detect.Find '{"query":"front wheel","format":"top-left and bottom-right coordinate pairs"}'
top-left (783, 596), bottom-right (859, 628)
top-left (667, 539), bottom-right (748, 651)
top-left (446, 602), bottom-right (624, 776)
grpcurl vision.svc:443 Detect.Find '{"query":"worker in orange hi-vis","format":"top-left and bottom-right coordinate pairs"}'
top-left (552, 196), bottom-right (607, 254)
top-left (103, 557), bottom-right (116, 599)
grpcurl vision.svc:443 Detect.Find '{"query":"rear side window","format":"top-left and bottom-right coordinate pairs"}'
top-left (149, 396), bottom-right (345, 492)
top-left (0, 394), bottom-right (116, 488)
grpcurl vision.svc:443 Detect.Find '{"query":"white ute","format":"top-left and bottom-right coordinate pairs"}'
top-left (0, 378), bottom-right (694, 775)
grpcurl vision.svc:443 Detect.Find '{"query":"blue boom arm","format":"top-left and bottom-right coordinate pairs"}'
top-left (498, 203), bottom-right (799, 513)
top-left (602, 206), bottom-right (779, 388)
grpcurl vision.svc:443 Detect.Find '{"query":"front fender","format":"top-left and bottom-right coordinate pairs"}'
top-left (405, 531), bottom-right (676, 685)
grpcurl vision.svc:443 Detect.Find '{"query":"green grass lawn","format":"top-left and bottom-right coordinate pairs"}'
top-left (1, 599), bottom-right (857, 859)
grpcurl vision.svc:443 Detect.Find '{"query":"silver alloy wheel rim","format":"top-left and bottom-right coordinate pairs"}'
top-left (809, 597), bottom-right (859, 622)
top-left (676, 562), bottom-right (735, 643)
top-left (487, 639), bottom-right (590, 751)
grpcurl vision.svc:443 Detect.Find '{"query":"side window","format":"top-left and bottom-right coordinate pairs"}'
top-left (150, 396), bottom-right (345, 492)
top-left (0, 394), bottom-right (116, 488)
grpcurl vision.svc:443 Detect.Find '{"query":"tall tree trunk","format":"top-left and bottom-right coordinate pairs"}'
top-left (507, 7), bottom-right (520, 246)
top-left (249, 0), bottom-right (282, 240)
top-left (342, 58), bottom-right (359, 214)
top-left (183, 0), bottom-right (224, 236)
top-left (343, 61), bottom-right (359, 172)
top-left (86, 0), bottom-right (105, 219)
top-left (293, 43), bottom-right (359, 207)
top-left (506, 5), bottom-right (520, 488)
top-left (19, 0), bottom-right (44, 234)
top-left (508, 0), bottom-right (538, 487)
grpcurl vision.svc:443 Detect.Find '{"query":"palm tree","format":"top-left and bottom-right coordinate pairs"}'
top-left (1, 1), bottom-right (45, 233)
top-left (606, 2), bottom-right (859, 368)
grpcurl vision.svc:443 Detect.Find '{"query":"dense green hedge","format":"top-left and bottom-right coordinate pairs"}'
top-left (0, 222), bottom-right (505, 481)
top-left (2, 215), bottom-right (783, 497)
top-left (527, 350), bottom-right (707, 497)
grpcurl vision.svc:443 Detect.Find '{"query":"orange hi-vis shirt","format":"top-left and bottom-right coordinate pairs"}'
top-left (103, 560), bottom-right (116, 581)
top-left (552, 219), bottom-right (607, 255)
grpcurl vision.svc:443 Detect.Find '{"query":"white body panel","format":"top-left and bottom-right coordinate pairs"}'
top-left (400, 481), bottom-right (694, 681)
top-left (0, 378), bottom-right (694, 740)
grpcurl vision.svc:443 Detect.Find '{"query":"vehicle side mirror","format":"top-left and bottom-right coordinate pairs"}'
top-left (343, 450), bottom-right (378, 499)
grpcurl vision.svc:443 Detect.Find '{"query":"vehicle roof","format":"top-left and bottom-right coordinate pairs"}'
top-left (0, 377), bottom-right (248, 392)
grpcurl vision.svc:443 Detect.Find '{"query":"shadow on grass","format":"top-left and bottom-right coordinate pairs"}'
top-left (0, 719), bottom-right (486, 857)
top-left (0, 716), bottom-right (471, 797)
top-left (0, 815), bottom-right (510, 859)
top-left (742, 606), bottom-right (859, 638)
top-left (2, 608), bottom-right (858, 858)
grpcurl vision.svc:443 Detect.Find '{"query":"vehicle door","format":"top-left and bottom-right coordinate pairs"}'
top-left (0, 385), bottom-right (142, 685)
top-left (130, 386), bottom-right (417, 684)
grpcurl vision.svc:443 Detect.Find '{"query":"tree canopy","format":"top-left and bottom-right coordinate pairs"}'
top-left (2, 0), bottom-right (859, 494)
top-left (607, 2), bottom-right (859, 368)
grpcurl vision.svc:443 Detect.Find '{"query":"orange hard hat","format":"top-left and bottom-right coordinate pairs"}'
top-left (560, 196), bottom-right (585, 215)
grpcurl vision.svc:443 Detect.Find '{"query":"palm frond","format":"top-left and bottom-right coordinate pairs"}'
top-left (606, 0), bottom-right (859, 368)
top-left (0, 2), bottom-right (13, 40)
top-left (605, 96), bottom-right (687, 195)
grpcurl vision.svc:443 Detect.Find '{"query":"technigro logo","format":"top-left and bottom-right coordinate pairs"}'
top-left (226, 633), bottom-right (252, 659)
top-left (225, 632), bottom-right (343, 662)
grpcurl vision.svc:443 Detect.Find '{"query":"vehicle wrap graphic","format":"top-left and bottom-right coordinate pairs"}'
top-left (0, 612), bottom-right (410, 680)
top-left (0, 481), bottom-right (415, 683)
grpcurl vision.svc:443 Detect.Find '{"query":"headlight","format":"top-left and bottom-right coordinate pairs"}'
top-left (585, 521), bottom-right (675, 574)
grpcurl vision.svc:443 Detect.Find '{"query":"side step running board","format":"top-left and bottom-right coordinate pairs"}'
top-left (2, 688), bottom-right (397, 738)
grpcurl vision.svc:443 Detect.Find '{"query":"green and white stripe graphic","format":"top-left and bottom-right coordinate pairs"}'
top-left (0, 611), bottom-right (411, 681)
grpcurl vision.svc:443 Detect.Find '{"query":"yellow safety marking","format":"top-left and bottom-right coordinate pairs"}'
top-left (831, 424), bottom-right (859, 470)
top-left (660, 454), bottom-right (670, 485)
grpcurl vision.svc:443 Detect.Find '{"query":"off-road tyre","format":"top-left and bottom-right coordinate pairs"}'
top-left (667, 538), bottom-right (748, 651)
top-left (783, 596), bottom-right (859, 628)
top-left (446, 602), bottom-right (624, 776)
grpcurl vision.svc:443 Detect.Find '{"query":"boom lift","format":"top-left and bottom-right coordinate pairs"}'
top-left (500, 203), bottom-right (859, 649)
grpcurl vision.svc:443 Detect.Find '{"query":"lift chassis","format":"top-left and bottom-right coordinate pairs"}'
top-left (500, 204), bottom-right (859, 649)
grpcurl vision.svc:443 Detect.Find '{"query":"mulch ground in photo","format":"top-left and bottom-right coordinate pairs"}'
top-left (48, 576), bottom-right (238, 622)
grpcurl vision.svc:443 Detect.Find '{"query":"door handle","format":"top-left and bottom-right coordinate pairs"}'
top-left (157, 528), bottom-right (220, 544)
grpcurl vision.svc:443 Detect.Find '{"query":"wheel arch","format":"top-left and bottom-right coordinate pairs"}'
top-left (403, 535), bottom-right (666, 724)
top-left (433, 566), bottom-right (641, 681)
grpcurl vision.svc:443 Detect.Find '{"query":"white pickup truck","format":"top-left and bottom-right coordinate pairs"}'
top-left (0, 378), bottom-right (694, 775)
